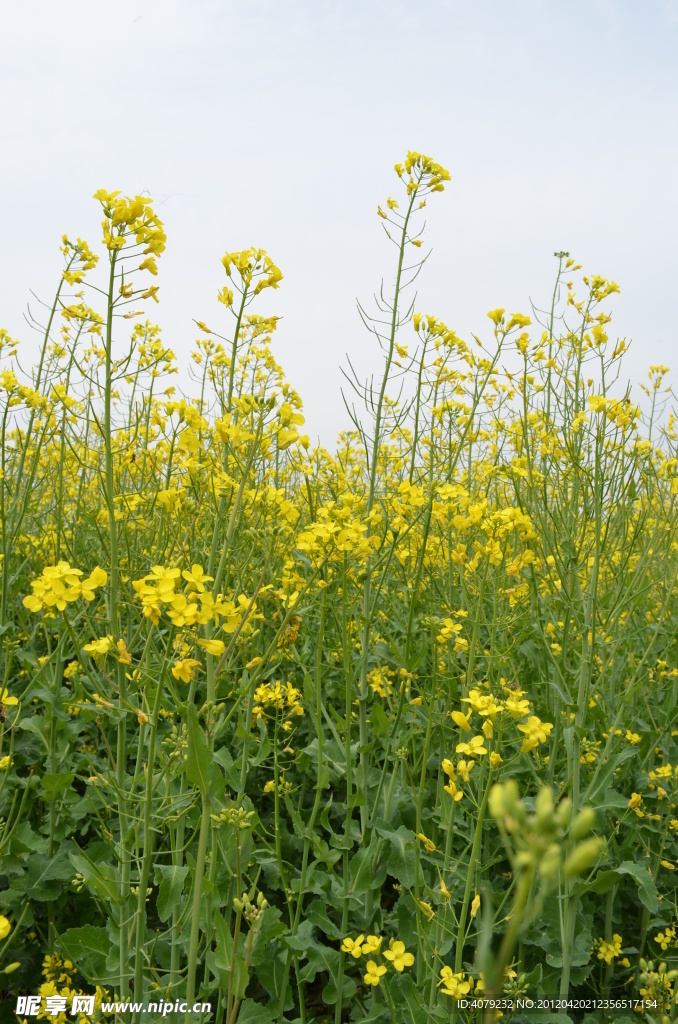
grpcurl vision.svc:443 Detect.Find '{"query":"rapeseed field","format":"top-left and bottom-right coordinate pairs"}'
top-left (1, 152), bottom-right (677, 1024)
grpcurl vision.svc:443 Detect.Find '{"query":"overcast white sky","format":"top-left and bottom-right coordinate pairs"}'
top-left (1, 0), bottom-right (677, 444)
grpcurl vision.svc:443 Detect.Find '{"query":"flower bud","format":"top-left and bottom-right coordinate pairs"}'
top-left (570, 807), bottom-right (596, 841)
top-left (535, 786), bottom-right (554, 826)
top-left (555, 797), bottom-right (572, 830)
top-left (538, 843), bottom-right (562, 879)
top-left (489, 783), bottom-right (506, 819)
top-left (562, 837), bottom-right (604, 877)
top-left (502, 780), bottom-right (522, 818)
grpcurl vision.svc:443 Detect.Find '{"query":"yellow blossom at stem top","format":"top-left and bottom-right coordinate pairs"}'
top-left (655, 927), bottom-right (676, 951)
top-left (361, 935), bottom-right (382, 955)
top-left (595, 934), bottom-right (623, 964)
top-left (439, 967), bottom-right (471, 998)
top-left (341, 935), bottom-right (364, 958)
top-left (451, 710), bottom-right (472, 732)
top-left (383, 939), bottom-right (414, 972)
top-left (198, 638), bottom-right (225, 657)
top-left (487, 308), bottom-right (505, 327)
top-left (182, 564), bottom-right (213, 593)
top-left (172, 658), bottom-right (201, 683)
top-left (363, 961), bottom-right (387, 986)
top-left (444, 779), bottom-right (464, 801)
top-left (517, 716), bottom-right (554, 753)
top-left (83, 636), bottom-right (114, 657)
top-left (417, 833), bottom-right (436, 853)
top-left (456, 735), bottom-right (488, 757)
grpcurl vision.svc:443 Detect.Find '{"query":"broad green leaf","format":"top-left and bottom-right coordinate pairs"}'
top-left (376, 824), bottom-right (416, 887)
top-left (306, 899), bottom-right (341, 939)
top-left (571, 861), bottom-right (657, 911)
top-left (213, 745), bottom-right (241, 788)
top-left (236, 1002), bottom-right (275, 1024)
top-left (584, 747), bottom-right (637, 803)
top-left (57, 925), bottom-right (110, 983)
top-left (69, 852), bottom-right (121, 905)
top-left (155, 864), bottom-right (189, 922)
top-left (40, 772), bottom-right (75, 799)
top-left (23, 846), bottom-right (74, 901)
top-left (10, 821), bottom-right (48, 854)
top-left (349, 842), bottom-right (375, 896)
top-left (322, 972), bottom-right (356, 1006)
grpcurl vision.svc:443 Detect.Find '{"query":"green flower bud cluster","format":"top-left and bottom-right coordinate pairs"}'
top-left (489, 780), bottom-right (604, 880)
top-left (638, 958), bottom-right (678, 1004)
top-left (420, 614), bottom-right (446, 631)
top-left (210, 805), bottom-right (256, 830)
top-left (233, 888), bottom-right (269, 924)
top-left (161, 723), bottom-right (188, 755)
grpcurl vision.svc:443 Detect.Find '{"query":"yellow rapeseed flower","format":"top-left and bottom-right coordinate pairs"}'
top-left (341, 935), bottom-right (365, 958)
top-left (363, 960), bottom-right (387, 986)
top-left (383, 939), bottom-right (414, 972)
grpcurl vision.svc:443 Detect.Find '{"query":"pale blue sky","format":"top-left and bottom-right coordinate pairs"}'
top-left (1, 0), bottom-right (677, 443)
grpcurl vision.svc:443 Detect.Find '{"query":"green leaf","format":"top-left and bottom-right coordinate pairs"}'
top-left (236, 1002), bottom-right (275, 1024)
top-left (40, 772), bottom-right (75, 800)
top-left (69, 852), bottom-right (121, 905)
top-left (369, 703), bottom-right (390, 737)
top-left (57, 925), bottom-right (110, 983)
top-left (376, 825), bottom-right (416, 887)
top-left (155, 864), bottom-right (189, 922)
top-left (19, 715), bottom-right (49, 747)
top-left (284, 919), bottom-right (315, 953)
top-left (213, 745), bottom-right (241, 788)
top-left (211, 912), bottom-right (234, 969)
top-left (10, 821), bottom-right (48, 854)
top-left (306, 899), bottom-right (341, 939)
top-left (186, 702), bottom-right (210, 795)
top-left (589, 788), bottom-right (629, 813)
top-left (23, 845), bottom-right (74, 901)
top-left (209, 913), bottom-right (249, 997)
top-left (321, 969), bottom-right (355, 1005)
top-left (388, 972), bottom-right (434, 1023)
top-left (584, 747), bottom-right (637, 803)
top-left (571, 860), bottom-right (658, 911)
top-left (614, 861), bottom-right (659, 912)
top-left (546, 922), bottom-right (592, 967)
top-left (349, 843), bottom-right (376, 896)
top-left (253, 942), bottom-right (292, 1009)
